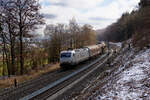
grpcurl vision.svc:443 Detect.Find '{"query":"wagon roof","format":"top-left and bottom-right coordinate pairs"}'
top-left (84, 45), bottom-right (99, 49)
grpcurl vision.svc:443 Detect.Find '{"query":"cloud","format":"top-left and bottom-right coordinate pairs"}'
top-left (37, 0), bottom-right (140, 34)
top-left (42, 13), bottom-right (57, 19)
top-left (51, 2), bottom-right (67, 7)
top-left (89, 17), bottom-right (115, 21)
top-left (99, 0), bottom-right (115, 7)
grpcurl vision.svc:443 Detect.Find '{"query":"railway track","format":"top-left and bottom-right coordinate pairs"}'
top-left (21, 51), bottom-right (113, 100)
top-left (0, 50), bottom-right (112, 100)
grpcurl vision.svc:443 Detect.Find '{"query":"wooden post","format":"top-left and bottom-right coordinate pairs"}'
top-left (14, 78), bottom-right (17, 87)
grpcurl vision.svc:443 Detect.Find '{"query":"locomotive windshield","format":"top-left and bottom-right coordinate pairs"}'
top-left (61, 53), bottom-right (71, 58)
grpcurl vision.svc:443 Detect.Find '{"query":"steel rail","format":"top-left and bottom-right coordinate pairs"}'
top-left (47, 51), bottom-right (113, 100)
top-left (20, 53), bottom-right (109, 100)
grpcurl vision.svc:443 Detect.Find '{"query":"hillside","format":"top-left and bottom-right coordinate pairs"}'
top-left (96, 1), bottom-right (150, 45)
top-left (73, 43), bottom-right (150, 99)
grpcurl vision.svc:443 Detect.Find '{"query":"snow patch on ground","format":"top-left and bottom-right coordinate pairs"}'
top-left (96, 48), bottom-right (150, 100)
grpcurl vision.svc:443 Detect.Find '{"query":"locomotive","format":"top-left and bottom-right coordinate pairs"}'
top-left (60, 43), bottom-right (106, 68)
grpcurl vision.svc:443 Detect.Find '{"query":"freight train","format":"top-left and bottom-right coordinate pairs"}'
top-left (60, 43), bottom-right (106, 68)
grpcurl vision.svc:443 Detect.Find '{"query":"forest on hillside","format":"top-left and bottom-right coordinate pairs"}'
top-left (97, 0), bottom-right (150, 49)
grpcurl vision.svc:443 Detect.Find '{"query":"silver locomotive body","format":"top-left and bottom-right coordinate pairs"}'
top-left (60, 43), bottom-right (106, 67)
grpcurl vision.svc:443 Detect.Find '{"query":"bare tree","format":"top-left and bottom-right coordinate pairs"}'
top-left (43, 19), bottom-right (97, 64)
top-left (69, 18), bottom-right (81, 48)
top-left (1, 1), bottom-right (18, 75)
top-left (10, 0), bottom-right (44, 74)
top-left (81, 24), bottom-right (96, 46)
top-left (44, 24), bottom-right (66, 62)
top-left (0, 0), bottom-right (44, 75)
top-left (0, 1), bottom-right (14, 76)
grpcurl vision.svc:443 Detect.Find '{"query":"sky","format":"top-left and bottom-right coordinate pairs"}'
top-left (38, 0), bottom-right (140, 35)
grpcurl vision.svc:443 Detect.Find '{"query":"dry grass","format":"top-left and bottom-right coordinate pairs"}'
top-left (0, 63), bottom-right (60, 89)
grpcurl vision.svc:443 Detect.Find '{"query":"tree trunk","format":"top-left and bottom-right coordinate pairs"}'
top-left (2, 45), bottom-right (5, 76)
top-left (10, 41), bottom-right (15, 75)
top-left (19, 30), bottom-right (24, 75)
top-left (19, 9), bottom-right (24, 75)
top-left (2, 35), bottom-right (11, 77)
top-left (8, 23), bottom-right (15, 75)
top-left (5, 52), bottom-right (11, 77)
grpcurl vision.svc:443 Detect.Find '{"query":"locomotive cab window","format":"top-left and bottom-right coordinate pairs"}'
top-left (61, 53), bottom-right (71, 58)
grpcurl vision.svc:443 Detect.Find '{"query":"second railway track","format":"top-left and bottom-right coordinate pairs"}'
top-left (22, 50), bottom-right (113, 100)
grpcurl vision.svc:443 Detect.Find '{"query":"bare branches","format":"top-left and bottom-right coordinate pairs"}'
top-left (44, 19), bottom-right (96, 62)
top-left (0, 0), bottom-right (44, 75)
